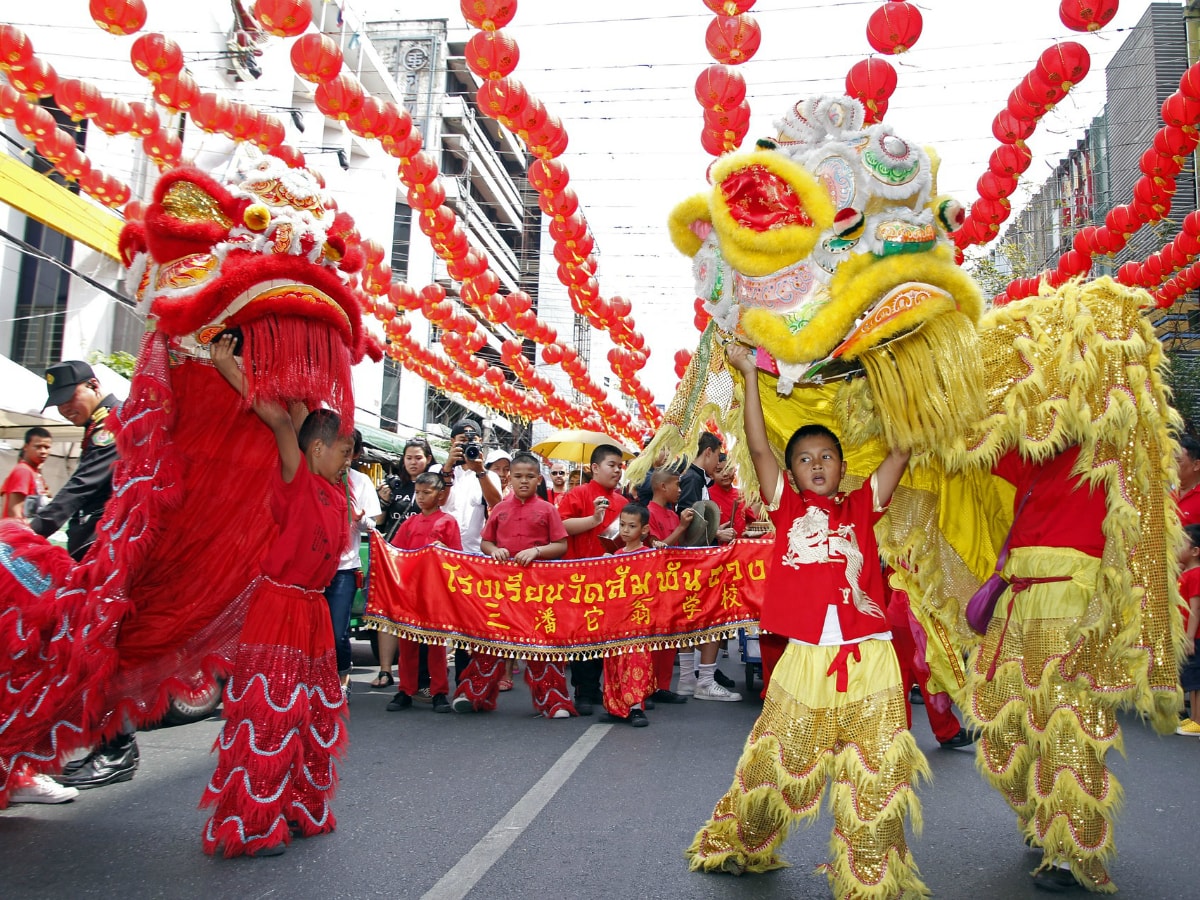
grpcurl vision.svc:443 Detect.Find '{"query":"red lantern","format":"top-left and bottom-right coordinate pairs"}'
top-left (845, 58), bottom-right (898, 114)
top-left (1155, 125), bottom-right (1198, 159)
top-left (465, 30), bottom-right (519, 81)
top-left (1037, 42), bottom-right (1090, 90)
top-left (971, 197), bottom-right (1011, 226)
top-left (541, 343), bottom-right (563, 365)
top-left (1006, 88), bottom-right (1042, 122)
top-left (1018, 72), bottom-right (1066, 111)
top-left (1140, 148), bottom-right (1183, 180)
top-left (0, 25), bottom-right (34, 72)
top-left (89, 0), bottom-right (147, 36)
top-left (1115, 261), bottom-right (1142, 286)
top-left (1162, 92), bottom-right (1200, 130)
top-left (700, 127), bottom-right (732, 156)
top-left (528, 159), bottom-right (569, 195)
top-left (1057, 249), bottom-right (1091, 277)
top-left (1184, 209), bottom-right (1200, 238)
top-left (695, 64), bottom-right (746, 111)
top-left (705, 15), bottom-right (762, 65)
top-left (540, 187), bottom-right (579, 220)
top-left (476, 77), bottom-right (529, 123)
top-left (419, 206), bottom-right (458, 239)
top-left (400, 151), bottom-right (440, 185)
top-left (124, 101), bottom-right (157, 137)
top-left (291, 33), bottom-right (342, 84)
top-left (988, 110), bottom-right (1036, 145)
top-left (407, 181), bottom-right (446, 211)
top-left (153, 73), bottom-right (199, 112)
top-left (532, 129), bottom-right (569, 160)
top-left (55, 145), bottom-right (91, 182)
top-left (252, 0), bottom-right (312, 38)
top-left (1182, 62), bottom-right (1200, 101)
top-left (54, 79), bottom-right (101, 123)
top-left (703, 101), bottom-right (751, 142)
top-left (314, 74), bottom-right (365, 121)
top-left (549, 212), bottom-right (587, 243)
top-left (1059, 0), bottom-right (1119, 33)
top-left (9, 57), bottom-right (57, 100)
top-left (866, 1), bottom-right (923, 55)
top-left (130, 34), bottom-right (184, 82)
top-left (348, 96), bottom-right (397, 140)
top-left (977, 171), bottom-right (1017, 201)
top-left (190, 93), bottom-right (235, 134)
top-left (144, 131), bottom-right (183, 167)
top-left (91, 96), bottom-right (134, 135)
top-left (989, 143), bottom-right (1033, 178)
top-left (36, 127), bottom-right (77, 164)
top-left (254, 114), bottom-right (286, 151)
top-left (460, 0), bottom-right (517, 32)
top-left (14, 103), bottom-right (55, 142)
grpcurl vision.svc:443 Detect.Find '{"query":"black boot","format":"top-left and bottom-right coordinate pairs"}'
top-left (56, 735), bottom-right (139, 789)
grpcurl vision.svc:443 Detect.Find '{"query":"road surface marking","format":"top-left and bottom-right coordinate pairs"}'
top-left (421, 724), bottom-right (613, 900)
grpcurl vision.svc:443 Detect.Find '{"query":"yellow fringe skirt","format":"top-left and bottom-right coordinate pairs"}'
top-left (964, 546), bottom-right (1127, 894)
top-left (687, 638), bottom-right (930, 899)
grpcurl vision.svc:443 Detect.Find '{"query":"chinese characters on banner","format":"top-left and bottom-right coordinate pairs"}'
top-left (366, 532), bottom-right (772, 659)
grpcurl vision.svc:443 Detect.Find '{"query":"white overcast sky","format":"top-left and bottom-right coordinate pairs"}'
top-left (373, 0), bottom-right (1162, 401)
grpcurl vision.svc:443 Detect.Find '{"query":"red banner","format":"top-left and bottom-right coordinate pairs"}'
top-left (365, 531), bottom-right (771, 660)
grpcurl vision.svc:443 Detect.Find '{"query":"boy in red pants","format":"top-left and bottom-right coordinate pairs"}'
top-left (454, 452), bottom-right (573, 717)
top-left (202, 335), bottom-right (352, 859)
top-left (385, 471), bottom-right (460, 714)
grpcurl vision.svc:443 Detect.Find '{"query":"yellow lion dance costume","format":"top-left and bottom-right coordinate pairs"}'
top-left (636, 95), bottom-right (1183, 898)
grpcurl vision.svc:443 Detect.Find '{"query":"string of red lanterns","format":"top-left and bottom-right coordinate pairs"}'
top-left (267, 7), bottom-right (634, 438)
top-left (996, 59), bottom-right (1200, 308)
top-left (694, 0), bottom-right (757, 157)
top-left (461, 0), bottom-right (659, 432)
top-left (842, 1), bottom-right (923, 126)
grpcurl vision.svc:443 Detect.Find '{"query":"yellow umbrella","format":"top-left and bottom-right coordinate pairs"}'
top-left (530, 429), bottom-right (635, 464)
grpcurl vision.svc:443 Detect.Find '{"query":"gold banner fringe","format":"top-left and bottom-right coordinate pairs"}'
top-left (362, 615), bottom-right (757, 662)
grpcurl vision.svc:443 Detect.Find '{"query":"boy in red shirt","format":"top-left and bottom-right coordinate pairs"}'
top-left (644, 468), bottom-right (696, 706)
top-left (1, 426), bottom-right (52, 521)
top-left (689, 343), bottom-right (923, 898)
top-left (385, 471), bottom-right (460, 714)
top-left (202, 335), bottom-right (352, 859)
top-left (557, 444), bottom-right (628, 714)
top-left (453, 452), bottom-right (572, 717)
top-left (599, 504), bottom-right (658, 726)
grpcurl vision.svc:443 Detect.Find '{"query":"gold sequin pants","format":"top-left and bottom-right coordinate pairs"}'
top-left (687, 639), bottom-right (930, 899)
top-left (964, 546), bottom-right (1126, 894)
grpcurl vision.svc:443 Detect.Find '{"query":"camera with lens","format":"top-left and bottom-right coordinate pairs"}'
top-left (462, 439), bottom-right (483, 462)
top-left (383, 473), bottom-right (405, 494)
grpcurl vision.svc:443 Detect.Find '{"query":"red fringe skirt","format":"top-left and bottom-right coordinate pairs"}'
top-left (200, 577), bottom-right (347, 857)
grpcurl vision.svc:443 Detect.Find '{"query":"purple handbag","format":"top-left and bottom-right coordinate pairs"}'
top-left (965, 478), bottom-right (1037, 635)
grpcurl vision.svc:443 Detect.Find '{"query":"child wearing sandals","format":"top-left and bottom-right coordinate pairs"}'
top-left (201, 334), bottom-right (352, 858)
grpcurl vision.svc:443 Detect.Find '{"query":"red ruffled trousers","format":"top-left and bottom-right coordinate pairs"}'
top-left (455, 654), bottom-right (577, 717)
top-left (200, 578), bottom-right (347, 857)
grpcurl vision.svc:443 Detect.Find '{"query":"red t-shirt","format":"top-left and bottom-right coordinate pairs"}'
top-left (763, 479), bottom-right (890, 644)
top-left (558, 480), bottom-right (627, 560)
top-left (260, 464), bottom-right (348, 589)
top-left (992, 447), bottom-right (1106, 558)
top-left (707, 481), bottom-right (748, 536)
top-left (391, 509), bottom-right (463, 552)
top-left (480, 494), bottom-right (567, 554)
top-left (647, 501), bottom-right (680, 543)
top-left (1179, 567), bottom-right (1200, 635)
top-left (1177, 485), bottom-right (1200, 528)
top-left (1, 461), bottom-right (42, 518)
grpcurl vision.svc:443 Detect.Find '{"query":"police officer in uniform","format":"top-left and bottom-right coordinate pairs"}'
top-left (30, 361), bottom-right (139, 789)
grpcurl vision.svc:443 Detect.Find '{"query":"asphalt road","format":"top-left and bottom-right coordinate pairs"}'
top-left (3, 640), bottom-right (1198, 900)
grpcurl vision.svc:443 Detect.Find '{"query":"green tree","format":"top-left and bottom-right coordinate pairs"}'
top-left (88, 350), bottom-right (136, 379)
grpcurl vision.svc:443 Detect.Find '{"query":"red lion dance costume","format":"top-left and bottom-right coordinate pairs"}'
top-left (0, 159), bottom-right (380, 819)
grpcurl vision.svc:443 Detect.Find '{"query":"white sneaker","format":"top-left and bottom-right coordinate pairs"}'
top-left (10, 774), bottom-right (79, 804)
top-left (676, 671), bottom-right (697, 696)
top-left (694, 681), bottom-right (742, 702)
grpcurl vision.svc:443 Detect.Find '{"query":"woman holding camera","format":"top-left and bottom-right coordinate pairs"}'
top-left (372, 438), bottom-right (434, 689)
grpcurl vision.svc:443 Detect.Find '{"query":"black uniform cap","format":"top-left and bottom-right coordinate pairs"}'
top-left (43, 360), bottom-right (96, 410)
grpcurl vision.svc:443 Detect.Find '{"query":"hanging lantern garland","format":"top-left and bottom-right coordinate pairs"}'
top-left (953, 41), bottom-right (1094, 264)
top-left (996, 68), bottom-right (1200, 308)
top-left (841, 2), bottom-right (921, 126)
top-left (695, 0), bottom-right (756, 158)
top-left (462, 1), bottom-right (659, 430)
